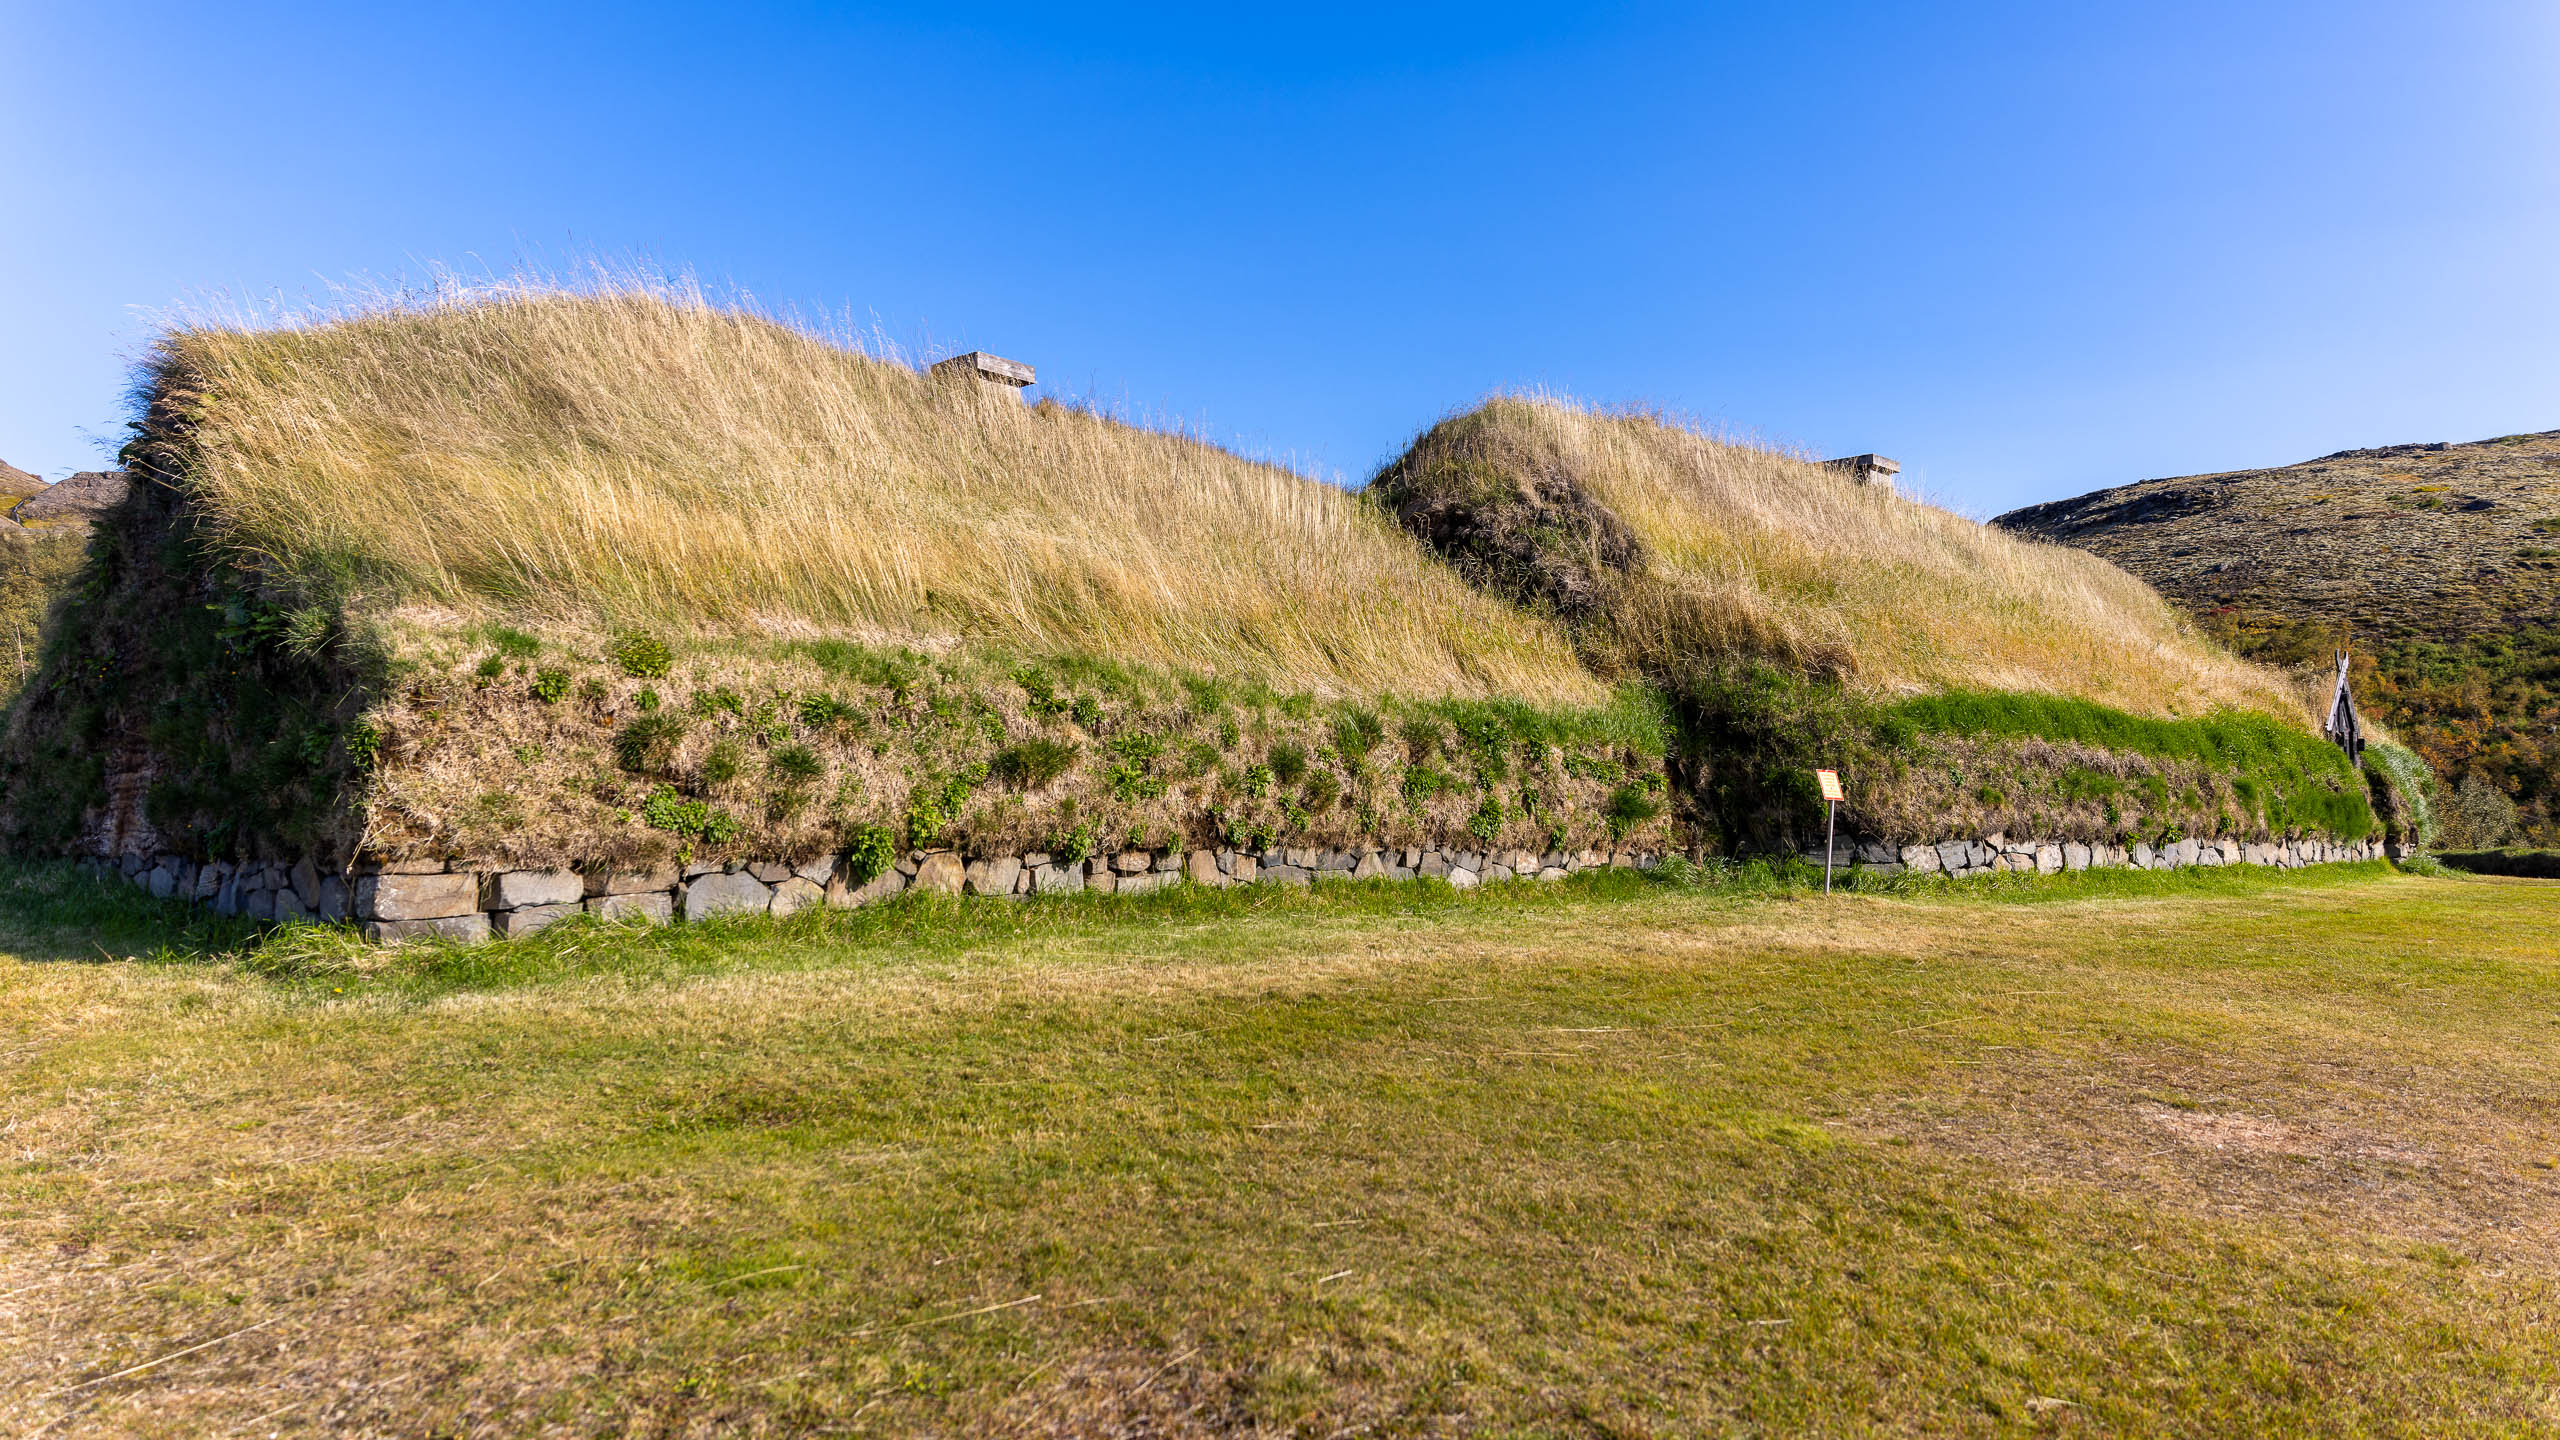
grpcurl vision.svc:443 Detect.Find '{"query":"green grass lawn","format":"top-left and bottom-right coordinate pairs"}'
top-left (3, 861), bottom-right (2557, 1436)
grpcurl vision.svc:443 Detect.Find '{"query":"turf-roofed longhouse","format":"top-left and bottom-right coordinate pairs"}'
top-left (0, 286), bottom-right (2411, 938)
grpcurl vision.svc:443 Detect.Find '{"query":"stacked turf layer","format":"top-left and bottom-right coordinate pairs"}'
top-left (0, 286), bottom-right (2386, 887)
top-left (0, 287), bottom-right (1666, 873)
top-left (1366, 397), bottom-right (2387, 852)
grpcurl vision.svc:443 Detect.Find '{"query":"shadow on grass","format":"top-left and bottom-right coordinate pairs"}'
top-left (0, 862), bottom-right (274, 964)
top-left (0, 852), bottom-right (2413, 1001)
top-left (2435, 849), bottom-right (2560, 880)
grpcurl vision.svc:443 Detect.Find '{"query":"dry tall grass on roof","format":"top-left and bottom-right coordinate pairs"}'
top-left (1374, 398), bottom-right (2306, 722)
top-left (154, 282), bottom-right (1600, 703)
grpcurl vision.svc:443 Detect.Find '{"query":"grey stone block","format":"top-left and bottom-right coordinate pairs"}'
top-left (1119, 871), bottom-right (1176, 896)
top-left (796, 855), bottom-right (838, 886)
top-left (1448, 867), bottom-right (1480, 889)
top-left (358, 858), bottom-right (447, 875)
top-left (2063, 842), bottom-right (2091, 872)
top-left (1112, 850), bottom-right (1151, 875)
top-left (585, 865), bottom-right (678, 896)
top-left (770, 876), bottom-right (824, 917)
top-left (965, 856), bottom-right (1022, 896)
top-left (1230, 854), bottom-right (1258, 883)
top-left (364, 913), bottom-right (492, 944)
top-left (494, 903), bottom-right (578, 937)
top-left (587, 891), bottom-right (673, 925)
top-left (484, 869), bottom-right (583, 910)
top-left (748, 861), bottom-right (792, 883)
top-left (1352, 852), bottom-right (1389, 880)
top-left (1185, 851), bottom-right (1224, 887)
top-left (1028, 862), bottom-right (1085, 896)
top-left (682, 871), bottom-right (772, 920)
top-left (913, 852), bottom-right (965, 893)
top-left (356, 872), bottom-right (481, 920)
top-left (830, 868), bottom-right (907, 907)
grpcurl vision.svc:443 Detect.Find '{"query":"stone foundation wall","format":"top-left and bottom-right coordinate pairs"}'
top-left (86, 843), bottom-right (1667, 944)
top-left (1812, 832), bottom-right (2398, 876)
top-left (86, 830), bottom-right (2398, 944)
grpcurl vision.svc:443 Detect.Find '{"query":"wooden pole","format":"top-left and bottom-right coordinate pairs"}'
top-left (1824, 798), bottom-right (1836, 894)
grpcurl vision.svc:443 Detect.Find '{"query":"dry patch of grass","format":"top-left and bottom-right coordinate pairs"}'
top-left (1, 864), bottom-right (2556, 1435)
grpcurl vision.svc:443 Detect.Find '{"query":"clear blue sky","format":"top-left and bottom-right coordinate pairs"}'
top-left (6, 2), bottom-right (2556, 514)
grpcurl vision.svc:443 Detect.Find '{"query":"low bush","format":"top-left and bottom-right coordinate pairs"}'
top-left (614, 710), bottom-right (690, 774)
top-left (613, 633), bottom-right (674, 680)
top-left (993, 738), bottom-right (1077, 790)
top-left (641, 786), bottom-right (742, 844)
top-left (769, 743), bottom-right (823, 787)
top-left (698, 737), bottom-right (745, 788)
top-left (843, 823), bottom-right (897, 882)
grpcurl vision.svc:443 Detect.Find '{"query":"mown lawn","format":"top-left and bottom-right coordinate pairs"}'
top-left (2, 861), bottom-right (2556, 1437)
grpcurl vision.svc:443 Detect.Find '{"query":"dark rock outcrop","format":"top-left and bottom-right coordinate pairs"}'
top-left (12, 469), bottom-right (129, 527)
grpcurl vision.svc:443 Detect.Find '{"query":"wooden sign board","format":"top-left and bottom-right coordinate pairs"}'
top-left (1814, 768), bottom-right (1844, 802)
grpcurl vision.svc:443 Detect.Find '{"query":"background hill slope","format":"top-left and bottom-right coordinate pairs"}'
top-left (1995, 430), bottom-right (2560, 843)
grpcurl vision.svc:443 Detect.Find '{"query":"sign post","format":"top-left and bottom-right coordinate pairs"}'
top-left (1814, 768), bottom-right (1845, 893)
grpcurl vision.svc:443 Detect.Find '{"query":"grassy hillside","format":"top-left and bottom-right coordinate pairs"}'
top-left (0, 459), bottom-right (92, 706)
top-left (0, 525), bottom-right (84, 703)
top-left (0, 461), bottom-right (41, 515)
top-left (1995, 430), bottom-right (2560, 845)
top-left (5, 860), bottom-right (2556, 1433)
